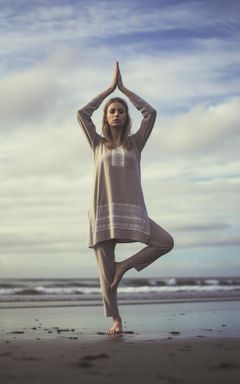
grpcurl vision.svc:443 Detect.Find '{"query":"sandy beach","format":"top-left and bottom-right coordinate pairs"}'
top-left (1, 300), bottom-right (240, 384)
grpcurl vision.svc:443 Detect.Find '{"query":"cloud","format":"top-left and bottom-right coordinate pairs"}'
top-left (0, 72), bottom-right (61, 129)
top-left (1, 0), bottom-right (240, 75)
top-left (0, 48), bottom-right (81, 130)
top-left (152, 97), bottom-right (240, 157)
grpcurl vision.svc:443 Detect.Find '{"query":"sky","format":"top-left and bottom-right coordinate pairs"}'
top-left (0, 0), bottom-right (239, 278)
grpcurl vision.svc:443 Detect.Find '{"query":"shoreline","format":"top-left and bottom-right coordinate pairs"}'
top-left (1, 296), bottom-right (240, 310)
top-left (1, 299), bottom-right (240, 340)
top-left (1, 290), bottom-right (240, 309)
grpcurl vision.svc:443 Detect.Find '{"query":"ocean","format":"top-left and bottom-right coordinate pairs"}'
top-left (1, 277), bottom-right (240, 304)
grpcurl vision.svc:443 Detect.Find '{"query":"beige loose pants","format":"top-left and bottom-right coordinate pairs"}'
top-left (94, 218), bottom-right (174, 317)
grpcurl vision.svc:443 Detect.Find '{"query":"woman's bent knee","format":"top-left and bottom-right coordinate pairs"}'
top-left (168, 234), bottom-right (174, 252)
top-left (152, 233), bottom-right (174, 253)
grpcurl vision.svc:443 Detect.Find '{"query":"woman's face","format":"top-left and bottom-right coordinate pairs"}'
top-left (106, 102), bottom-right (127, 128)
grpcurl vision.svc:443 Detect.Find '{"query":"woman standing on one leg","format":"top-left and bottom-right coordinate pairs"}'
top-left (77, 62), bottom-right (174, 335)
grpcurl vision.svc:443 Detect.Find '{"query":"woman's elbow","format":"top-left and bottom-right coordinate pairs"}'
top-left (77, 109), bottom-right (83, 118)
top-left (77, 109), bottom-right (85, 123)
top-left (152, 108), bottom-right (157, 118)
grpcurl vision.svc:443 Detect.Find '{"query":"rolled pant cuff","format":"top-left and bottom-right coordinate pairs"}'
top-left (104, 309), bottom-right (120, 317)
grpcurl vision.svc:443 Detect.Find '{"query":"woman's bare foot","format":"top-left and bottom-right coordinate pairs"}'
top-left (111, 261), bottom-right (131, 290)
top-left (106, 317), bottom-right (122, 335)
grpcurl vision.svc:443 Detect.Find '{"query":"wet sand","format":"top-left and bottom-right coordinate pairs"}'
top-left (0, 300), bottom-right (240, 383)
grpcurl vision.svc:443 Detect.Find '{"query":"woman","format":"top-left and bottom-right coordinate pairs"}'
top-left (77, 62), bottom-right (174, 335)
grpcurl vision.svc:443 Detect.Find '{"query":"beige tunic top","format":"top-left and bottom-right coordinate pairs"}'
top-left (77, 91), bottom-right (156, 248)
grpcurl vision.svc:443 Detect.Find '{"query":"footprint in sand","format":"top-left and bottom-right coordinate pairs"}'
top-left (76, 353), bottom-right (109, 368)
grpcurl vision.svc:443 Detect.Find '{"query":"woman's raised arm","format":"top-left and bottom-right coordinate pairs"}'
top-left (117, 62), bottom-right (157, 152)
top-left (77, 63), bottom-right (118, 150)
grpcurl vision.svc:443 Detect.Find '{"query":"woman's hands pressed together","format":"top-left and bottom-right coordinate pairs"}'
top-left (116, 62), bottom-right (124, 91)
top-left (110, 61), bottom-right (125, 92)
top-left (110, 62), bottom-right (119, 92)
top-left (107, 61), bottom-right (132, 100)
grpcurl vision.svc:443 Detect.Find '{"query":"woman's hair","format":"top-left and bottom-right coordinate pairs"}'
top-left (102, 97), bottom-right (132, 150)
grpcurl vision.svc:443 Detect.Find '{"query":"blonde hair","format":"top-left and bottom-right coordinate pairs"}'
top-left (102, 97), bottom-right (132, 150)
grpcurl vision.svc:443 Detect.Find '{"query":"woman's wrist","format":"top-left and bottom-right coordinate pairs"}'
top-left (119, 85), bottom-right (131, 98)
top-left (106, 85), bottom-right (115, 95)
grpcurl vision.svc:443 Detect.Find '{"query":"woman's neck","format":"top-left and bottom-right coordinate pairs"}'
top-left (110, 128), bottom-right (122, 146)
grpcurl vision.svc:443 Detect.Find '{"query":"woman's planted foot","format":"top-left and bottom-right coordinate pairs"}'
top-left (106, 317), bottom-right (122, 335)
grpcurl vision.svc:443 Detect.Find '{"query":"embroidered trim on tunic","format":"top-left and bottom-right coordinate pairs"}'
top-left (111, 147), bottom-right (125, 167)
top-left (95, 202), bottom-right (149, 233)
